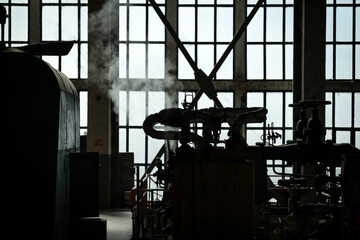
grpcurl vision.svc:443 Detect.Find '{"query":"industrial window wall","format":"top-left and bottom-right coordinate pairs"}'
top-left (3, 0), bottom-right (360, 187)
top-left (325, 0), bottom-right (360, 152)
top-left (0, 1), bottom-right (29, 46)
top-left (41, 0), bottom-right (88, 79)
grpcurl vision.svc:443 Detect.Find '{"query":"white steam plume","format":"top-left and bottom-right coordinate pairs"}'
top-left (88, 0), bottom-right (182, 119)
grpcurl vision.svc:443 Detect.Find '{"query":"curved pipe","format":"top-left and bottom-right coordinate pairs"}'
top-left (142, 109), bottom-right (202, 143)
top-left (232, 107), bottom-right (268, 132)
top-left (143, 107), bottom-right (267, 143)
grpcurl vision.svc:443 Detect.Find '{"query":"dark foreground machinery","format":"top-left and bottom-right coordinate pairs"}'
top-left (130, 1), bottom-right (360, 239)
top-left (131, 99), bottom-right (360, 240)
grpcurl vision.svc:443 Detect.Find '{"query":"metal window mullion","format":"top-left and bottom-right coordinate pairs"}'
top-left (244, 0), bottom-right (248, 82)
top-left (282, 1), bottom-right (286, 81)
top-left (213, 2), bottom-right (217, 81)
top-left (27, 1), bottom-right (30, 44)
top-left (195, 1), bottom-right (198, 72)
top-left (77, 0), bottom-right (81, 80)
top-left (145, 92), bottom-right (149, 168)
top-left (282, 91), bottom-right (286, 144)
top-left (146, 2), bottom-right (149, 80)
top-left (145, 3), bottom-right (149, 167)
top-left (332, 92), bottom-right (336, 141)
top-left (8, 2), bottom-right (11, 44)
top-left (126, 90), bottom-right (130, 152)
top-left (126, 1), bottom-right (130, 80)
top-left (125, 1), bottom-right (130, 153)
top-left (263, 2), bottom-right (266, 81)
top-left (58, 2), bottom-right (62, 71)
top-left (351, 92), bottom-right (355, 145)
top-left (352, 1), bottom-right (356, 81)
top-left (333, 4), bottom-right (336, 80)
top-left (263, 91), bottom-right (267, 144)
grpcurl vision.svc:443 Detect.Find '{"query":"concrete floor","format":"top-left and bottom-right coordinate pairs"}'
top-left (100, 209), bottom-right (132, 240)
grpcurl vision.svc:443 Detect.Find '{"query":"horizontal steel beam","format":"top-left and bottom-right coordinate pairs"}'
top-left (71, 79), bottom-right (360, 93)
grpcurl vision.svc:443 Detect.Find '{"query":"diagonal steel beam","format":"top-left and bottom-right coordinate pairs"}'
top-left (148, 0), bottom-right (264, 109)
top-left (148, 0), bottom-right (197, 72)
top-left (209, 0), bottom-right (265, 80)
top-left (148, 0), bottom-right (223, 108)
top-left (190, 0), bottom-right (265, 107)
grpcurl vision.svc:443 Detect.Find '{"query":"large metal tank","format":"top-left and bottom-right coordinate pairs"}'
top-left (2, 47), bottom-right (80, 240)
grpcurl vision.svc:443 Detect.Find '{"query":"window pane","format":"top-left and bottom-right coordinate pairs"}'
top-left (356, 45), bottom-right (360, 79)
top-left (12, 6), bottom-right (28, 41)
top-left (356, 7), bottom-right (360, 41)
top-left (198, 44), bottom-right (214, 76)
top-left (355, 93), bottom-right (360, 127)
top-left (179, 7), bottom-right (195, 42)
top-left (178, 44), bottom-right (195, 79)
top-left (148, 6), bottom-right (165, 41)
top-left (336, 131), bottom-right (351, 144)
top-left (217, 0), bottom-right (233, 4)
top-left (247, 92), bottom-right (264, 127)
top-left (62, 43), bottom-right (78, 78)
top-left (216, 7), bottom-right (233, 42)
top-left (119, 91), bottom-right (127, 126)
top-left (325, 92), bottom-right (333, 128)
top-left (179, 0), bottom-right (195, 4)
top-left (285, 7), bottom-right (293, 42)
top-left (42, 6), bottom-right (59, 40)
top-left (198, 0), bottom-right (214, 4)
top-left (266, 45), bottom-right (283, 79)
top-left (247, 45), bottom-right (264, 79)
top-left (62, 6), bottom-right (78, 41)
top-left (81, 6), bottom-right (88, 41)
top-left (119, 128), bottom-right (127, 152)
top-left (285, 45), bottom-right (293, 80)
top-left (216, 45), bottom-right (233, 79)
top-left (129, 43), bottom-right (145, 78)
top-left (129, 91), bottom-right (146, 126)
top-left (335, 92), bottom-right (351, 127)
top-left (336, 45), bottom-right (352, 79)
top-left (285, 129), bottom-right (293, 143)
top-left (148, 138), bottom-right (164, 163)
top-left (198, 94), bottom-right (213, 109)
top-left (356, 131), bottom-right (360, 149)
top-left (326, 7), bottom-right (333, 42)
top-left (148, 91), bottom-right (165, 115)
top-left (266, 7), bottom-right (282, 42)
top-left (43, 56), bottom-right (59, 69)
top-left (119, 6), bottom-right (127, 41)
top-left (217, 92), bottom-right (234, 108)
top-left (247, 7), bottom-right (263, 42)
top-left (198, 7), bottom-right (214, 42)
top-left (80, 91), bottom-right (88, 127)
top-left (246, 130), bottom-right (263, 145)
top-left (336, 0), bottom-right (353, 3)
top-left (129, 129), bottom-right (145, 164)
top-left (336, 7), bottom-right (352, 42)
top-left (285, 92), bottom-right (293, 128)
top-left (129, 6), bottom-right (145, 41)
top-left (80, 43), bottom-right (88, 78)
top-left (326, 45), bottom-right (333, 80)
top-left (148, 44), bottom-right (165, 79)
top-left (266, 92), bottom-right (283, 127)
top-left (119, 44), bottom-right (127, 78)
top-left (247, 92), bottom-right (264, 107)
